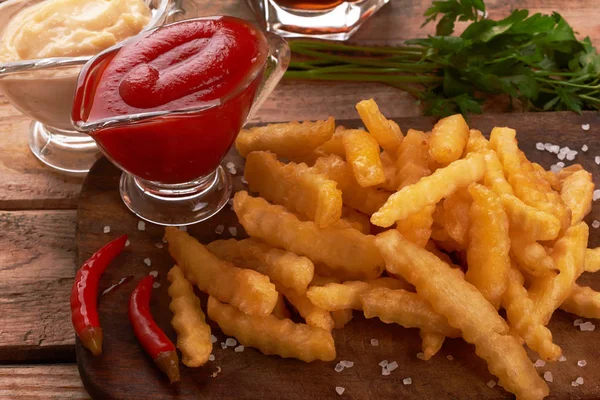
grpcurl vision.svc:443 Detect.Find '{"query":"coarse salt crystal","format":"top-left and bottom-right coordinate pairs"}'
top-left (234, 345), bottom-right (244, 353)
top-left (574, 319), bottom-right (584, 326)
top-left (143, 258), bottom-right (152, 267)
top-left (226, 161), bottom-right (235, 169)
top-left (103, 226), bottom-right (111, 233)
top-left (403, 377), bottom-right (412, 385)
top-left (557, 152), bottom-right (566, 160)
top-left (572, 381), bottom-right (579, 387)
top-left (559, 355), bottom-right (567, 362)
top-left (335, 386), bottom-right (345, 395)
top-left (381, 368), bottom-right (390, 376)
top-left (152, 282), bottom-right (161, 289)
top-left (582, 144), bottom-right (589, 152)
top-left (543, 371), bottom-right (553, 383)
top-left (125, 239), bottom-right (130, 247)
top-left (576, 377), bottom-right (584, 385)
top-left (378, 360), bottom-right (388, 367)
top-left (578, 360), bottom-right (587, 367)
top-left (387, 361), bottom-right (399, 372)
top-left (580, 321), bottom-right (596, 331)
top-left (550, 164), bottom-right (562, 173)
top-left (446, 355), bottom-right (454, 361)
top-left (559, 146), bottom-right (570, 154)
top-left (226, 338), bottom-right (237, 347)
top-left (137, 221), bottom-right (146, 231)
top-left (229, 227), bottom-right (238, 237)
top-left (592, 221), bottom-right (600, 229)
top-left (534, 359), bottom-right (546, 368)
top-left (371, 338), bottom-right (379, 346)
top-left (566, 151), bottom-right (577, 161)
top-left (155, 243), bottom-right (164, 249)
top-left (544, 143), bottom-right (553, 151)
top-left (593, 190), bottom-right (600, 201)
top-left (487, 380), bottom-right (497, 388)
top-left (557, 161), bottom-right (565, 167)
top-left (582, 124), bottom-right (590, 131)
top-left (334, 363), bottom-right (344, 372)
top-left (595, 156), bottom-right (600, 165)
top-left (535, 142), bottom-right (545, 151)
top-left (215, 224), bottom-right (224, 234)
top-left (149, 270), bottom-right (158, 278)
top-left (241, 176), bottom-right (248, 185)
top-left (416, 352), bottom-right (426, 360)
top-left (341, 360), bottom-right (354, 368)
top-left (550, 145), bottom-right (560, 154)
top-left (209, 354), bottom-right (215, 361)
top-left (211, 335), bottom-right (217, 343)
top-left (221, 342), bottom-right (227, 349)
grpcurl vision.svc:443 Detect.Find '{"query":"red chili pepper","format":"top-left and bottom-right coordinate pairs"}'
top-left (71, 234), bottom-right (128, 356)
top-left (129, 275), bottom-right (180, 383)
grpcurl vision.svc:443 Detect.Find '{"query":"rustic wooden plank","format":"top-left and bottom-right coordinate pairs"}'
top-left (0, 365), bottom-right (88, 400)
top-left (0, 210), bottom-right (77, 362)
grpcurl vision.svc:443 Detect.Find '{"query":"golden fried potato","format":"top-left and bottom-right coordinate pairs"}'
top-left (501, 194), bottom-right (560, 241)
top-left (480, 149), bottom-right (514, 195)
top-left (244, 151), bottom-right (343, 227)
top-left (531, 162), bottom-right (560, 191)
top-left (465, 129), bottom-right (489, 153)
top-left (395, 129), bottom-right (431, 189)
top-left (313, 154), bottom-right (392, 215)
top-left (371, 153), bottom-right (486, 227)
top-left (341, 129), bottom-right (386, 187)
top-left (378, 150), bottom-right (400, 191)
top-left (277, 284), bottom-right (334, 331)
top-left (429, 114), bottom-right (469, 164)
top-left (236, 118), bottom-right (335, 158)
top-left (376, 230), bottom-right (548, 400)
top-left (466, 184), bottom-right (510, 310)
top-left (338, 206), bottom-right (371, 234)
top-left (167, 265), bottom-right (212, 367)
top-left (441, 188), bottom-right (472, 247)
top-left (560, 284), bottom-right (600, 319)
top-left (310, 274), bottom-right (340, 286)
top-left (396, 205), bottom-right (435, 247)
top-left (420, 330), bottom-right (445, 360)
top-left (233, 191), bottom-right (384, 280)
top-left (556, 164), bottom-right (584, 180)
top-left (331, 309), bottom-right (353, 329)
top-left (356, 98), bottom-right (403, 154)
top-left (585, 247), bottom-right (600, 273)
top-left (510, 235), bottom-right (556, 277)
top-left (272, 294), bottom-right (291, 319)
top-left (206, 238), bottom-right (314, 294)
top-left (164, 228), bottom-right (278, 316)
top-left (207, 297), bottom-right (336, 362)
top-left (559, 169), bottom-right (594, 225)
top-left (360, 287), bottom-right (460, 337)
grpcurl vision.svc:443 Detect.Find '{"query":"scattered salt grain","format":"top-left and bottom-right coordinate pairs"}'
top-left (593, 190), bottom-right (600, 201)
top-left (596, 156), bottom-right (600, 165)
top-left (566, 151), bottom-right (578, 161)
top-left (557, 152), bottom-right (566, 160)
top-left (229, 227), bottom-right (238, 237)
top-left (535, 142), bottom-right (545, 151)
top-left (578, 360), bottom-right (587, 367)
top-left (143, 258), bottom-right (152, 267)
top-left (334, 363), bottom-right (344, 372)
top-left (582, 124), bottom-right (590, 131)
top-left (125, 239), bottom-right (130, 247)
top-left (341, 360), bottom-right (354, 368)
top-left (234, 345), bottom-right (244, 353)
top-left (226, 338), bottom-right (237, 347)
top-left (211, 335), bottom-right (217, 343)
top-left (381, 368), bottom-right (391, 376)
top-left (221, 342), bottom-right (227, 349)
top-left (179, 226), bottom-right (187, 232)
top-left (534, 359), bottom-right (546, 368)
top-left (335, 386), bottom-right (345, 395)
top-left (543, 371), bottom-right (553, 383)
top-left (215, 224), bottom-right (224, 234)
top-left (544, 143), bottom-right (553, 151)
top-left (582, 144), bottom-right (589, 152)
top-left (592, 221), bottom-right (600, 229)
top-left (574, 319), bottom-right (584, 326)
top-left (387, 361), bottom-right (399, 372)
top-left (580, 321), bottom-right (596, 331)
top-left (446, 355), bottom-right (454, 361)
top-left (209, 354), bottom-right (215, 361)
top-left (379, 360), bottom-right (388, 368)
top-left (137, 221), bottom-right (146, 231)
top-left (576, 377), bottom-right (584, 385)
top-left (550, 145), bottom-right (560, 154)
top-left (550, 164), bottom-right (563, 173)
top-left (370, 338), bottom-right (379, 346)
top-left (155, 243), bottom-right (164, 249)
top-left (487, 380), bottom-right (497, 388)
top-left (241, 176), bottom-right (248, 185)
top-left (559, 355), bottom-right (567, 362)
top-left (103, 225), bottom-right (111, 233)
top-left (572, 381), bottom-right (579, 387)
top-left (416, 352), bottom-right (426, 360)
top-left (152, 282), bottom-right (161, 289)
top-left (560, 146), bottom-right (570, 154)
top-left (403, 378), bottom-right (412, 385)
top-left (149, 270), bottom-right (158, 278)
top-left (557, 161), bottom-right (565, 167)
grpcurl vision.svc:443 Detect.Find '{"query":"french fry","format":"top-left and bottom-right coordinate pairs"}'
top-left (167, 265), bottom-right (212, 367)
top-left (510, 235), bottom-right (556, 277)
top-left (559, 169), bottom-right (594, 225)
top-left (420, 330), bottom-right (445, 360)
top-left (560, 284), bottom-right (600, 319)
top-left (395, 129), bottom-right (431, 189)
top-left (585, 247), bottom-right (600, 273)
top-left (481, 149), bottom-right (514, 195)
top-left (165, 228), bottom-right (278, 316)
top-left (466, 184), bottom-right (510, 309)
top-left (429, 114), bottom-right (469, 164)
top-left (378, 150), bottom-right (400, 191)
top-left (441, 188), bottom-right (472, 247)
top-left (338, 206), bottom-right (371, 234)
top-left (500, 194), bottom-right (560, 241)
top-left (244, 151), bottom-right (343, 227)
top-left (341, 129), bottom-right (386, 187)
top-left (277, 284), bottom-right (334, 331)
top-left (556, 164), bottom-right (584, 180)
top-left (233, 191), bottom-right (384, 280)
top-left (371, 153), bottom-right (486, 227)
top-left (306, 278), bottom-right (410, 311)
top-left (360, 287), bottom-right (461, 337)
top-left (331, 309), bottom-right (354, 329)
top-left (465, 129), bottom-right (489, 153)
top-left (396, 205), bottom-right (435, 247)
top-left (272, 294), bottom-right (291, 319)
top-left (206, 238), bottom-right (314, 294)
top-left (376, 230), bottom-right (548, 400)
top-left (310, 274), bottom-right (340, 286)
top-left (313, 154), bottom-right (392, 215)
top-left (236, 118), bottom-right (335, 158)
top-left (207, 296), bottom-right (336, 362)
top-left (314, 129), bottom-right (346, 159)
top-left (531, 162), bottom-right (560, 192)
top-left (356, 98), bottom-right (404, 154)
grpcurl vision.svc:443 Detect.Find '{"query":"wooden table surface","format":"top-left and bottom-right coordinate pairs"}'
top-left (1, 0), bottom-right (598, 398)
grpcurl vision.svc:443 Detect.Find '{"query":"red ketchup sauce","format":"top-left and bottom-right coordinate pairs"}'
top-left (73, 17), bottom-right (268, 184)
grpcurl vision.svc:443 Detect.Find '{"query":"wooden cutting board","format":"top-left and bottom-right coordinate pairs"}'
top-left (76, 112), bottom-right (600, 400)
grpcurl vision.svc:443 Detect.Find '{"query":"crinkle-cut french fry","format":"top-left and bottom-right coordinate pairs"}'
top-left (378, 150), bottom-right (401, 191)
top-left (510, 234), bottom-right (557, 277)
top-left (396, 205), bottom-right (435, 247)
top-left (164, 228), bottom-right (278, 317)
top-left (356, 98), bottom-right (404, 154)
top-left (585, 247), bottom-right (600, 273)
top-left (376, 230), bottom-right (548, 400)
top-left (339, 206), bottom-right (371, 234)
top-left (560, 284), bottom-right (600, 319)
top-left (277, 284), bottom-right (334, 331)
top-left (244, 151), bottom-right (343, 228)
top-left (331, 309), bottom-right (353, 329)
top-left (531, 162), bottom-right (561, 192)
top-left (481, 149), bottom-right (514, 195)
top-left (167, 265), bottom-right (212, 367)
top-left (529, 222), bottom-right (588, 325)
top-left (395, 129), bottom-right (431, 189)
top-left (502, 265), bottom-right (561, 361)
top-left (233, 191), bottom-right (384, 280)
top-left (559, 169), bottom-right (594, 225)
top-left (425, 241), bottom-right (455, 266)
top-left (306, 278), bottom-right (410, 311)
top-left (206, 238), bottom-right (314, 294)
top-left (371, 153), bottom-right (486, 228)
top-left (465, 129), bottom-right (490, 153)
top-left (442, 188), bottom-right (472, 247)
top-left (310, 274), bottom-right (340, 287)
top-left (500, 194), bottom-right (560, 241)
top-left (207, 296), bottom-right (336, 362)
top-left (236, 117), bottom-right (335, 158)
top-left (361, 287), bottom-right (461, 337)
top-left (556, 164), bottom-right (584, 180)
top-left (315, 129), bottom-right (346, 159)
top-left (313, 154), bottom-right (392, 215)
top-left (272, 294), bottom-right (291, 319)
top-left (341, 129), bottom-right (386, 187)
top-left (466, 184), bottom-right (510, 310)
top-left (420, 330), bottom-right (445, 360)
top-left (429, 114), bottom-right (469, 164)
top-left (430, 225), bottom-right (464, 252)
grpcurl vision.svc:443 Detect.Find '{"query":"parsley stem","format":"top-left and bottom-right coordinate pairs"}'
top-left (290, 40), bottom-right (424, 55)
top-left (284, 71), bottom-right (442, 84)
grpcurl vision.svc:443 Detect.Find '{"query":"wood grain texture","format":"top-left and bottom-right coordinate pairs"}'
top-left (76, 112), bottom-right (600, 400)
top-left (0, 364), bottom-right (88, 399)
top-left (0, 211), bottom-right (77, 362)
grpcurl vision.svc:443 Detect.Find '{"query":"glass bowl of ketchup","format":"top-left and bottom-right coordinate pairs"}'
top-left (72, 16), bottom-right (290, 226)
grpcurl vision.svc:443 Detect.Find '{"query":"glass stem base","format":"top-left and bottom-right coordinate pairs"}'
top-left (29, 121), bottom-right (100, 175)
top-left (119, 165), bottom-right (232, 226)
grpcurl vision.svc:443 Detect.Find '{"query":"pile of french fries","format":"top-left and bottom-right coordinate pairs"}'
top-left (164, 99), bottom-right (600, 400)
